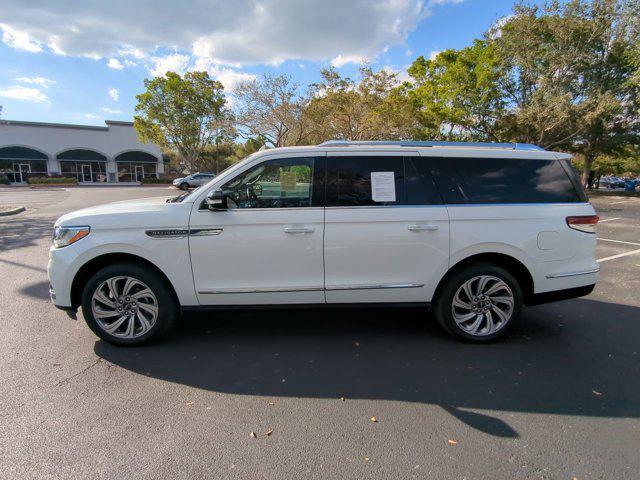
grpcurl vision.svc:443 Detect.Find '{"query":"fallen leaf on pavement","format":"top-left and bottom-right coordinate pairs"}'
top-left (370, 416), bottom-right (378, 423)
top-left (364, 457), bottom-right (370, 463)
top-left (592, 390), bottom-right (603, 396)
top-left (267, 401), bottom-right (275, 406)
top-left (448, 439), bottom-right (458, 446)
top-left (340, 397), bottom-right (346, 402)
top-left (266, 429), bottom-right (273, 436)
top-left (249, 432), bottom-right (256, 438)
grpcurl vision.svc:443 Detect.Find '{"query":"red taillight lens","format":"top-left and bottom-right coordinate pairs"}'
top-left (566, 215), bottom-right (599, 233)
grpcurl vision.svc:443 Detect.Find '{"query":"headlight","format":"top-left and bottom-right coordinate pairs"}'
top-left (52, 226), bottom-right (90, 248)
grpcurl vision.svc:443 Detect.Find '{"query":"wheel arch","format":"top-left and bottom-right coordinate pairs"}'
top-left (70, 252), bottom-right (179, 309)
top-left (433, 252), bottom-right (535, 304)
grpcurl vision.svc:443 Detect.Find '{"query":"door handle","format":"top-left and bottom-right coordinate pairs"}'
top-left (284, 225), bottom-right (315, 234)
top-left (408, 224), bottom-right (439, 232)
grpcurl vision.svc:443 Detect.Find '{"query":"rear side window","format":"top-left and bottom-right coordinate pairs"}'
top-left (326, 156), bottom-right (405, 206)
top-left (430, 158), bottom-right (585, 204)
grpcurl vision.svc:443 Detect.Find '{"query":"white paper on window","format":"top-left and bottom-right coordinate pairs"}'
top-left (370, 171), bottom-right (396, 202)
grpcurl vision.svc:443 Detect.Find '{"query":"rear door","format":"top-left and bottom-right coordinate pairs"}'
top-left (323, 152), bottom-right (450, 304)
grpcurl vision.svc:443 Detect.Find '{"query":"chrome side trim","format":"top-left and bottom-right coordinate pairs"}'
top-left (198, 286), bottom-right (324, 294)
top-left (190, 228), bottom-right (223, 236)
top-left (546, 268), bottom-right (600, 279)
top-left (326, 283), bottom-right (424, 291)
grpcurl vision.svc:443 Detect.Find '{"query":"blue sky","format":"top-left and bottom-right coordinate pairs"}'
top-left (0, 0), bottom-right (545, 126)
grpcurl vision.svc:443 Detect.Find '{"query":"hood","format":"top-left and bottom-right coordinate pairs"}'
top-left (55, 196), bottom-right (191, 229)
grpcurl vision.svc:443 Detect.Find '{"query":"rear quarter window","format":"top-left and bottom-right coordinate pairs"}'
top-left (430, 157), bottom-right (585, 204)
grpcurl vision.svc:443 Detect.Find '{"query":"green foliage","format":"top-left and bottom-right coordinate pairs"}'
top-left (0, 175), bottom-right (10, 185)
top-left (134, 71), bottom-right (228, 174)
top-left (27, 176), bottom-right (77, 184)
top-left (303, 66), bottom-right (416, 142)
top-left (404, 0), bottom-right (640, 183)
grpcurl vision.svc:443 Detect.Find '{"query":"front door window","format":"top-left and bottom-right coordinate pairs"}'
top-left (135, 166), bottom-right (144, 182)
top-left (221, 157), bottom-right (316, 209)
top-left (81, 164), bottom-right (92, 182)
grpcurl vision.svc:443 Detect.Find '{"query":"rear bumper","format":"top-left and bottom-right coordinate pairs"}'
top-left (525, 284), bottom-right (595, 306)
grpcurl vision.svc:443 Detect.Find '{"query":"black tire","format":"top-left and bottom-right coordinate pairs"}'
top-left (81, 263), bottom-right (178, 346)
top-left (433, 264), bottom-right (523, 343)
top-left (179, 182), bottom-right (189, 190)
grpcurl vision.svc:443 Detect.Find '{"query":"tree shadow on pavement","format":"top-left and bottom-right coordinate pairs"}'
top-left (94, 298), bottom-right (640, 438)
top-left (0, 215), bottom-right (54, 253)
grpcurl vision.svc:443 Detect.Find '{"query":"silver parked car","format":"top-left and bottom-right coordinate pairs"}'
top-left (172, 172), bottom-right (215, 190)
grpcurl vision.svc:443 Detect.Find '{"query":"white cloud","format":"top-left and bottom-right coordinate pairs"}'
top-left (0, 23), bottom-right (42, 52)
top-left (101, 107), bottom-right (121, 114)
top-left (107, 58), bottom-right (124, 70)
top-left (108, 87), bottom-right (119, 101)
top-left (15, 76), bottom-right (55, 89)
top-left (429, 50), bottom-right (441, 61)
top-left (488, 14), bottom-right (515, 39)
top-left (331, 54), bottom-right (367, 68)
top-left (0, 85), bottom-right (49, 103)
top-left (0, 1), bottom-right (427, 66)
top-left (149, 53), bottom-right (190, 77)
top-left (84, 113), bottom-right (100, 120)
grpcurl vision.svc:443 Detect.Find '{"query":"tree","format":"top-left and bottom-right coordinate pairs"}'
top-left (406, 41), bottom-right (505, 141)
top-left (134, 71), bottom-right (227, 174)
top-left (404, 0), bottom-right (640, 184)
top-left (234, 74), bottom-right (305, 147)
top-left (493, 0), bottom-right (640, 181)
top-left (303, 66), bottom-right (416, 142)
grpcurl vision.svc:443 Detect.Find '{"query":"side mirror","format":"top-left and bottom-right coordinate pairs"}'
top-left (206, 189), bottom-right (228, 211)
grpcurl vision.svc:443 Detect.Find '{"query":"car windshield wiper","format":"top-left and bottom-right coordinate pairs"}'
top-left (167, 192), bottom-right (189, 203)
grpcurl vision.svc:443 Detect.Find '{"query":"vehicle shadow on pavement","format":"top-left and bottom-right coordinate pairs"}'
top-left (95, 298), bottom-right (640, 438)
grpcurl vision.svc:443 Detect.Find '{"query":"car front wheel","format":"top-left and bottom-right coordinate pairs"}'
top-left (81, 263), bottom-right (177, 346)
top-left (179, 182), bottom-right (189, 190)
top-left (433, 264), bottom-right (522, 342)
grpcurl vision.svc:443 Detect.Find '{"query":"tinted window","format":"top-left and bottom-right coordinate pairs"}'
top-left (326, 156), bottom-right (404, 206)
top-left (404, 157), bottom-right (443, 205)
top-left (222, 157), bottom-right (318, 208)
top-left (430, 158), bottom-right (583, 204)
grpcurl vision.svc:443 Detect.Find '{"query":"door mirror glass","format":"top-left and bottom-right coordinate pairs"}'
top-left (206, 189), bottom-right (227, 211)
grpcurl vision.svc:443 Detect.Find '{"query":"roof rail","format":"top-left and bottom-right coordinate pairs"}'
top-left (317, 140), bottom-right (545, 151)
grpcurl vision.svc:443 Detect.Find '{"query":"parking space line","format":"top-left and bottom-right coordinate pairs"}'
top-left (609, 199), bottom-right (638, 205)
top-left (598, 217), bottom-right (621, 223)
top-left (597, 237), bottom-right (640, 247)
top-left (598, 248), bottom-right (640, 263)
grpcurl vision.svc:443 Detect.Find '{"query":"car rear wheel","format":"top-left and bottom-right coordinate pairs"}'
top-left (433, 264), bottom-right (522, 342)
top-left (179, 182), bottom-right (189, 190)
top-left (81, 263), bottom-right (177, 346)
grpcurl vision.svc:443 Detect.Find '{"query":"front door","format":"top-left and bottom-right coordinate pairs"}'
top-left (135, 166), bottom-right (144, 182)
top-left (81, 164), bottom-right (92, 182)
top-left (17, 163), bottom-right (31, 183)
top-left (323, 152), bottom-right (450, 303)
top-left (189, 154), bottom-right (325, 305)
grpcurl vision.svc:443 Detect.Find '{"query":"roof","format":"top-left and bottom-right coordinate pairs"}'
top-left (0, 119), bottom-right (133, 131)
top-left (318, 140), bottom-right (545, 151)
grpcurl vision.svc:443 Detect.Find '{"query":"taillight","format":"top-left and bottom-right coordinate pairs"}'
top-left (566, 215), bottom-right (599, 234)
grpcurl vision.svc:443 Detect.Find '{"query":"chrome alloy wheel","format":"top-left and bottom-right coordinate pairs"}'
top-left (451, 275), bottom-right (514, 337)
top-left (91, 276), bottom-right (159, 339)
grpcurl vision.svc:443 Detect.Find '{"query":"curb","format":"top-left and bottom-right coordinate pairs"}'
top-left (0, 206), bottom-right (26, 217)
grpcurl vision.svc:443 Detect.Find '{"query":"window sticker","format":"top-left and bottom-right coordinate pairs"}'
top-left (370, 171), bottom-right (396, 202)
top-left (280, 171), bottom-right (297, 192)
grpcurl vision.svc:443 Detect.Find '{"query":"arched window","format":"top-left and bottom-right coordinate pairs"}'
top-left (57, 149), bottom-right (108, 183)
top-left (115, 150), bottom-right (158, 182)
top-left (0, 146), bottom-right (48, 183)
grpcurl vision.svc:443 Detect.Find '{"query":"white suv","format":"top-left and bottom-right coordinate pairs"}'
top-left (48, 141), bottom-right (599, 345)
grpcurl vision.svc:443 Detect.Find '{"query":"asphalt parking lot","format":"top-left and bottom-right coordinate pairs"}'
top-left (1, 187), bottom-right (639, 480)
